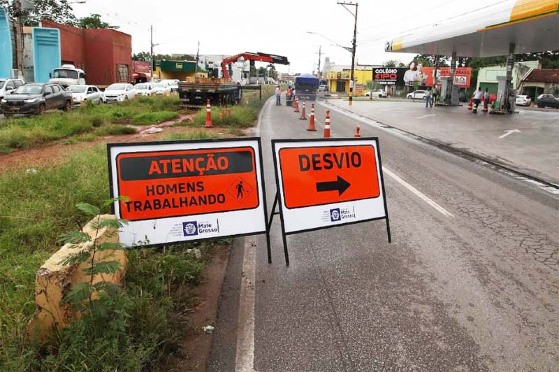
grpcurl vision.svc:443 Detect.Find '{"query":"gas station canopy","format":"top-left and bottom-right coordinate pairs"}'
top-left (386, 0), bottom-right (559, 57)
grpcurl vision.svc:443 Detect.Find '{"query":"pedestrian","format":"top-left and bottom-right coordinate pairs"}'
top-left (473, 88), bottom-right (483, 113)
top-left (425, 87), bottom-right (433, 108)
top-left (483, 88), bottom-right (489, 111)
top-left (275, 85), bottom-right (281, 106)
top-left (432, 86), bottom-right (438, 106)
top-left (236, 82), bottom-right (242, 104)
top-left (286, 85), bottom-right (292, 106)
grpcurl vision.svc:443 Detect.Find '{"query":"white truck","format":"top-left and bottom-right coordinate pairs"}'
top-left (49, 64), bottom-right (86, 88)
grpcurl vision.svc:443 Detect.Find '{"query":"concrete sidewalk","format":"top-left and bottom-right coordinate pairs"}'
top-left (324, 99), bottom-right (559, 187)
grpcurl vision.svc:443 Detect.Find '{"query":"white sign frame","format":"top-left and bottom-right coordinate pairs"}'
top-left (107, 138), bottom-right (268, 247)
top-left (272, 138), bottom-right (390, 236)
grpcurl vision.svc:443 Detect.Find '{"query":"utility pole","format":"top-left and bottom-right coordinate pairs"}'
top-left (195, 41), bottom-right (200, 75)
top-left (317, 45), bottom-right (322, 77)
top-left (150, 25), bottom-right (160, 79)
top-left (13, 0), bottom-right (24, 79)
top-left (337, 1), bottom-right (358, 106)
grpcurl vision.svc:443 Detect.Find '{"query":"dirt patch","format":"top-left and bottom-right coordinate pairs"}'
top-left (0, 114), bottom-right (233, 173)
top-left (162, 244), bottom-right (231, 371)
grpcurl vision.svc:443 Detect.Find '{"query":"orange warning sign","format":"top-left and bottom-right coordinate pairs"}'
top-left (115, 147), bottom-right (259, 221)
top-left (278, 145), bottom-right (380, 209)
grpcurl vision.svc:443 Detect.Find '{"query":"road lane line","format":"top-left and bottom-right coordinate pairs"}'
top-left (499, 129), bottom-right (521, 139)
top-left (383, 167), bottom-right (455, 218)
top-left (235, 237), bottom-right (256, 372)
top-left (417, 114), bottom-right (436, 119)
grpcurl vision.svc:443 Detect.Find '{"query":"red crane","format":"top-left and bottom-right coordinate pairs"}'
top-left (221, 52), bottom-right (289, 80)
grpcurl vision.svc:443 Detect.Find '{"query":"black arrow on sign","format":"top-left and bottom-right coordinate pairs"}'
top-left (316, 176), bottom-right (351, 196)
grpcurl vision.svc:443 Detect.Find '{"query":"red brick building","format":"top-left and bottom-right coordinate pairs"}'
top-left (41, 19), bottom-right (132, 86)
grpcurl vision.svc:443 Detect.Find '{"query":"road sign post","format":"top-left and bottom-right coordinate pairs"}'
top-left (108, 138), bottom-right (271, 261)
top-left (271, 138), bottom-right (391, 265)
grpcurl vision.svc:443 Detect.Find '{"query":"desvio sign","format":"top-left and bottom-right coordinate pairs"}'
top-left (272, 138), bottom-right (390, 235)
top-left (108, 138), bottom-right (267, 246)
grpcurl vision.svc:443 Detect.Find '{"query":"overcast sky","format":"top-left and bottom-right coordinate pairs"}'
top-left (72, 0), bottom-right (503, 73)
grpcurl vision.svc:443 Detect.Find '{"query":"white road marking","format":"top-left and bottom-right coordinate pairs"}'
top-left (499, 129), bottom-right (521, 139)
top-left (383, 167), bottom-right (455, 218)
top-left (235, 237), bottom-right (256, 372)
top-left (416, 114), bottom-right (436, 119)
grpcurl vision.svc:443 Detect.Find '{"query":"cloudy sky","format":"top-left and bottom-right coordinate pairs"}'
top-left (72, 0), bottom-right (504, 73)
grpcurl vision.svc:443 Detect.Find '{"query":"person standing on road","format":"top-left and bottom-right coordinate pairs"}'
top-left (432, 86), bottom-right (438, 106)
top-left (275, 85), bottom-right (281, 106)
top-left (483, 88), bottom-right (489, 112)
top-left (425, 87), bottom-right (433, 108)
top-left (473, 88), bottom-right (483, 113)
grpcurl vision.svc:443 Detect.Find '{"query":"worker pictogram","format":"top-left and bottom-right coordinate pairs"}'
top-left (108, 138), bottom-right (269, 250)
top-left (227, 176), bottom-right (254, 202)
top-left (270, 138), bottom-right (391, 266)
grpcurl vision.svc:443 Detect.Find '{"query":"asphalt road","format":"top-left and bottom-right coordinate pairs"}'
top-left (208, 97), bottom-right (559, 371)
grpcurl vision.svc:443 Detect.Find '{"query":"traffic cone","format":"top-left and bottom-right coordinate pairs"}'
top-left (294, 96), bottom-right (299, 113)
top-left (354, 125), bottom-right (361, 138)
top-left (323, 110), bottom-right (331, 138)
top-left (204, 99), bottom-right (213, 128)
top-left (299, 101), bottom-right (307, 120)
top-left (467, 99), bottom-right (473, 110)
top-left (307, 103), bottom-right (317, 131)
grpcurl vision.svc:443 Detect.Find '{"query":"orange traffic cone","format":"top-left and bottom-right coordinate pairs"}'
top-left (299, 101), bottom-right (307, 120)
top-left (307, 103), bottom-right (317, 131)
top-left (294, 96), bottom-right (299, 113)
top-left (204, 99), bottom-right (213, 128)
top-left (467, 99), bottom-right (473, 110)
top-left (324, 110), bottom-right (331, 138)
top-left (354, 125), bottom-right (361, 138)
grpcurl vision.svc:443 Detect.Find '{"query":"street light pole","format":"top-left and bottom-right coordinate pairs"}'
top-left (338, 1), bottom-right (358, 106)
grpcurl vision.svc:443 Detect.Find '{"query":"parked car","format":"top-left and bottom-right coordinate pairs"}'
top-left (68, 84), bottom-right (103, 105)
top-left (161, 79), bottom-right (179, 92)
top-left (318, 84), bottom-right (327, 92)
top-left (1, 83), bottom-right (72, 117)
top-left (535, 94), bottom-right (559, 108)
top-left (0, 78), bottom-right (25, 99)
top-left (365, 89), bottom-right (387, 98)
top-left (134, 83), bottom-right (154, 96)
top-left (103, 83), bottom-right (136, 103)
top-left (515, 94), bottom-right (532, 106)
top-left (407, 90), bottom-right (426, 100)
top-left (152, 82), bottom-right (172, 95)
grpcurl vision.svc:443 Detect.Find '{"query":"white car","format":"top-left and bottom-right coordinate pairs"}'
top-left (515, 94), bottom-right (532, 106)
top-left (407, 90), bottom-right (426, 100)
top-left (103, 83), bottom-right (136, 103)
top-left (68, 84), bottom-right (103, 105)
top-left (134, 83), bottom-right (154, 96)
top-left (0, 78), bottom-right (25, 99)
top-left (152, 82), bottom-right (172, 95)
top-left (161, 79), bottom-right (179, 92)
top-left (365, 89), bottom-right (387, 98)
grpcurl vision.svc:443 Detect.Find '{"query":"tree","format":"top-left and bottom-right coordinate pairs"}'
top-left (132, 52), bottom-right (195, 61)
top-left (78, 13), bottom-right (118, 29)
top-left (384, 60), bottom-right (405, 67)
top-left (0, 0), bottom-right (77, 26)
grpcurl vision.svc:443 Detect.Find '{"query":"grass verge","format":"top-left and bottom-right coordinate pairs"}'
top-left (0, 133), bottom-right (223, 370)
top-left (0, 96), bottom-right (184, 153)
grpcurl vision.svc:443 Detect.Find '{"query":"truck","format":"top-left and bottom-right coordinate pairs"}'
top-left (178, 52), bottom-right (289, 108)
top-left (178, 78), bottom-right (239, 108)
top-left (49, 64), bottom-right (86, 88)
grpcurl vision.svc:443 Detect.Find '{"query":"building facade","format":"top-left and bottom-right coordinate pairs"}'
top-left (41, 19), bottom-right (132, 86)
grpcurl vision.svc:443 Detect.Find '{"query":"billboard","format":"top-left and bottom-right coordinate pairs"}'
top-left (372, 67), bottom-right (407, 85)
top-left (422, 67), bottom-right (472, 88)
